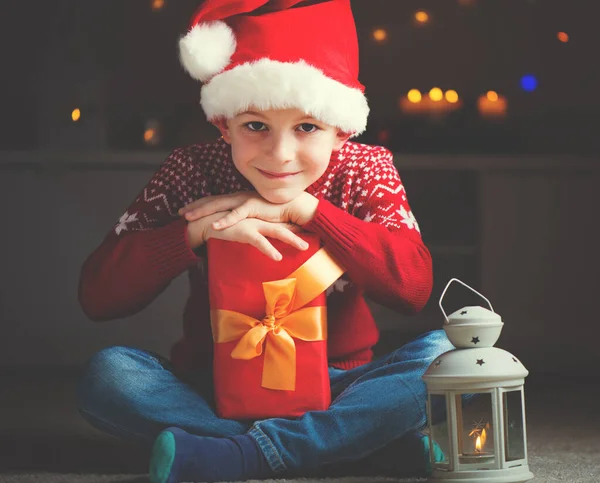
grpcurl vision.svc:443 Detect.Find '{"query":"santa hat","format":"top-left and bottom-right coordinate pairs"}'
top-left (179, 0), bottom-right (369, 135)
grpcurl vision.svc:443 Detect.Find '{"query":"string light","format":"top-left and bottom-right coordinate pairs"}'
top-left (557, 31), bottom-right (569, 43)
top-left (445, 90), bottom-right (459, 103)
top-left (478, 93), bottom-right (507, 118)
top-left (400, 88), bottom-right (462, 115)
top-left (152, 0), bottom-right (165, 11)
top-left (372, 28), bottom-right (388, 43)
top-left (71, 109), bottom-right (81, 122)
top-left (429, 87), bottom-right (443, 102)
top-left (520, 75), bottom-right (538, 92)
top-left (407, 89), bottom-right (422, 103)
top-left (144, 129), bottom-right (156, 143)
top-left (415, 11), bottom-right (430, 24)
top-left (486, 91), bottom-right (499, 102)
top-left (144, 119), bottom-right (161, 146)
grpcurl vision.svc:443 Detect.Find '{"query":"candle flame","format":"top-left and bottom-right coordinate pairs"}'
top-left (474, 428), bottom-right (487, 452)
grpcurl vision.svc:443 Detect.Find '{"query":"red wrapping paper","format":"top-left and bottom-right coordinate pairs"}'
top-left (207, 233), bottom-right (332, 420)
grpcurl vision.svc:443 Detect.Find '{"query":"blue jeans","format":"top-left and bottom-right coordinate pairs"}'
top-left (76, 329), bottom-right (455, 476)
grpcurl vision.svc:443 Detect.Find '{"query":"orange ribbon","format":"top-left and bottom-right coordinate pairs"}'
top-left (211, 248), bottom-right (345, 391)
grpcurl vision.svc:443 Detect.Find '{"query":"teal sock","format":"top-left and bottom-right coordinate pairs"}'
top-left (149, 426), bottom-right (272, 483)
top-left (353, 431), bottom-right (445, 477)
top-left (421, 434), bottom-right (445, 475)
top-left (149, 431), bottom-right (176, 483)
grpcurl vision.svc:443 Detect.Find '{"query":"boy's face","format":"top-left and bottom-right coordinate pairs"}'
top-left (217, 108), bottom-right (349, 204)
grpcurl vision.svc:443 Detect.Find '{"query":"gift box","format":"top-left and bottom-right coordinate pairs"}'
top-left (207, 233), bottom-right (344, 420)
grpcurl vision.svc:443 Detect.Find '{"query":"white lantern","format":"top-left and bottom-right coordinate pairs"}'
top-left (423, 279), bottom-right (534, 482)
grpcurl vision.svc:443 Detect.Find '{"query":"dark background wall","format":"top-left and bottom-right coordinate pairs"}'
top-left (1, 0), bottom-right (598, 377)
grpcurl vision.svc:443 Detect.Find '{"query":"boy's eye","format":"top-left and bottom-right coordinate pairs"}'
top-left (245, 122), bottom-right (267, 132)
top-left (298, 123), bottom-right (320, 133)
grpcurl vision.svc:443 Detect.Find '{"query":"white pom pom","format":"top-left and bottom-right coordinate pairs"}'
top-left (179, 21), bottom-right (236, 82)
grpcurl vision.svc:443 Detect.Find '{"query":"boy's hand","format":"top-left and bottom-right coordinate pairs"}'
top-left (179, 192), bottom-right (319, 231)
top-left (187, 211), bottom-right (308, 261)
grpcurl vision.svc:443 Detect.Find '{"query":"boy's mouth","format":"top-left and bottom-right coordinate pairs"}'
top-left (257, 168), bottom-right (300, 179)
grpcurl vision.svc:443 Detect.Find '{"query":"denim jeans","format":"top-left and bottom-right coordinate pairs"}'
top-left (76, 329), bottom-right (456, 476)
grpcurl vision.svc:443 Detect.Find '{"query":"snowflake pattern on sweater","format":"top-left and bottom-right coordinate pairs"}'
top-left (80, 138), bottom-right (432, 370)
top-left (113, 138), bottom-right (421, 238)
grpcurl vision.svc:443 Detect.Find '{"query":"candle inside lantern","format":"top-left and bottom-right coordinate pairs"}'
top-left (460, 423), bottom-right (495, 464)
top-left (474, 427), bottom-right (487, 453)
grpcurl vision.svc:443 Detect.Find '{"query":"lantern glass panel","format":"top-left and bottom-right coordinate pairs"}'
top-left (428, 394), bottom-right (451, 467)
top-left (457, 392), bottom-right (496, 466)
top-left (504, 389), bottom-right (526, 462)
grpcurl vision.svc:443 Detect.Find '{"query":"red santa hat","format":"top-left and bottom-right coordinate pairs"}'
top-left (179, 0), bottom-right (369, 135)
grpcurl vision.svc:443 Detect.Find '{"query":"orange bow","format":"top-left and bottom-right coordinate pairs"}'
top-left (211, 248), bottom-right (344, 391)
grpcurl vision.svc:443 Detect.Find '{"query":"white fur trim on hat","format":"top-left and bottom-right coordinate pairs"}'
top-left (179, 21), bottom-right (237, 82)
top-left (200, 59), bottom-right (370, 135)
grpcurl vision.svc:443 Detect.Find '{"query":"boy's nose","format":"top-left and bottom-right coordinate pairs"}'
top-left (269, 133), bottom-right (295, 164)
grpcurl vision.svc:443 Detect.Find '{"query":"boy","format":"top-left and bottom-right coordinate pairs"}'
top-left (77, 1), bottom-right (454, 482)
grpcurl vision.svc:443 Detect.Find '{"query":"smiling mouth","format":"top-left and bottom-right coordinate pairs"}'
top-left (257, 169), bottom-right (300, 179)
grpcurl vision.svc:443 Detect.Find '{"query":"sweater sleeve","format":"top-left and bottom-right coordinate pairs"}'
top-left (78, 147), bottom-right (206, 322)
top-left (303, 148), bottom-right (432, 314)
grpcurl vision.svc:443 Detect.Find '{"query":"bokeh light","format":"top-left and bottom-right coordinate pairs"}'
top-left (144, 119), bottom-right (161, 146)
top-left (445, 90), bottom-right (459, 103)
top-left (486, 91), bottom-right (499, 102)
top-left (144, 129), bottom-right (156, 143)
top-left (429, 87), bottom-right (443, 102)
top-left (408, 89), bottom-right (422, 103)
top-left (71, 109), bottom-right (81, 122)
top-left (557, 32), bottom-right (569, 43)
top-left (152, 0), bottom-right (165, 11)
top-left (478, 93), bottom-right (507, 118)
top-left (415, 11), bottom-right (430, 24)
top-left (372, 28), bottom-right (388, 43)
top-left (520, 75), bottom-right (538, 92)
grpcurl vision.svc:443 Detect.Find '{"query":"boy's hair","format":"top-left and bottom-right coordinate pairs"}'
top-left (179, 0), bottom-right (369, 136)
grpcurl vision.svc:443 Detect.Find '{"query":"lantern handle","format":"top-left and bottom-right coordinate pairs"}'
top-left (439, 278), bottom-right (494, 323)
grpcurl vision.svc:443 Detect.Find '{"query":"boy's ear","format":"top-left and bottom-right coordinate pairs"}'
top-left (213, 118), bottom-right (232, 144)
top-left (333, 131), bottom-right (352, 151)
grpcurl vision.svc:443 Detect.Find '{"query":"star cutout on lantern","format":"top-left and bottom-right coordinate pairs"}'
top-left (470, 418), bottom-right (486, 433)
top-left (471, 336), bottom-right (480, 344)
top-left (461, 310), bottom-right (468, 315)
top-left (476, 359), bottom-right (485, 366)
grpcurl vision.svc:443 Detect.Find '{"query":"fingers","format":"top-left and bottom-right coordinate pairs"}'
top-left (181, 198), bottom-right (233, 221)
top-left (283, 223), bottom-right (303, 234)
top-left (263, 224), bottom-right (309, 252)
top-left (248, 224), bottom-right (308, 261)
top-left (250, 234), bottom-right (283, 261)
top-left (179, 197), bottom-right (213, 216)
top-left (205, 216), bottom-right (307, 261)
top-left (212, 206), bottom-right (249, 230)
top-left (179, 192), bottom-right (252, 221)
top-left (211, 199), bottom-right (279, 230)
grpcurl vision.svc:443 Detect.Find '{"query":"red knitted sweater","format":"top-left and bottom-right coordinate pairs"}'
top-left (78, 138), bottom-right (433, 372)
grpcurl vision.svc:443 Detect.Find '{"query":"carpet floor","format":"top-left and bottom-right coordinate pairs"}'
top-left (0, 371), bottom-right (598, 483)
